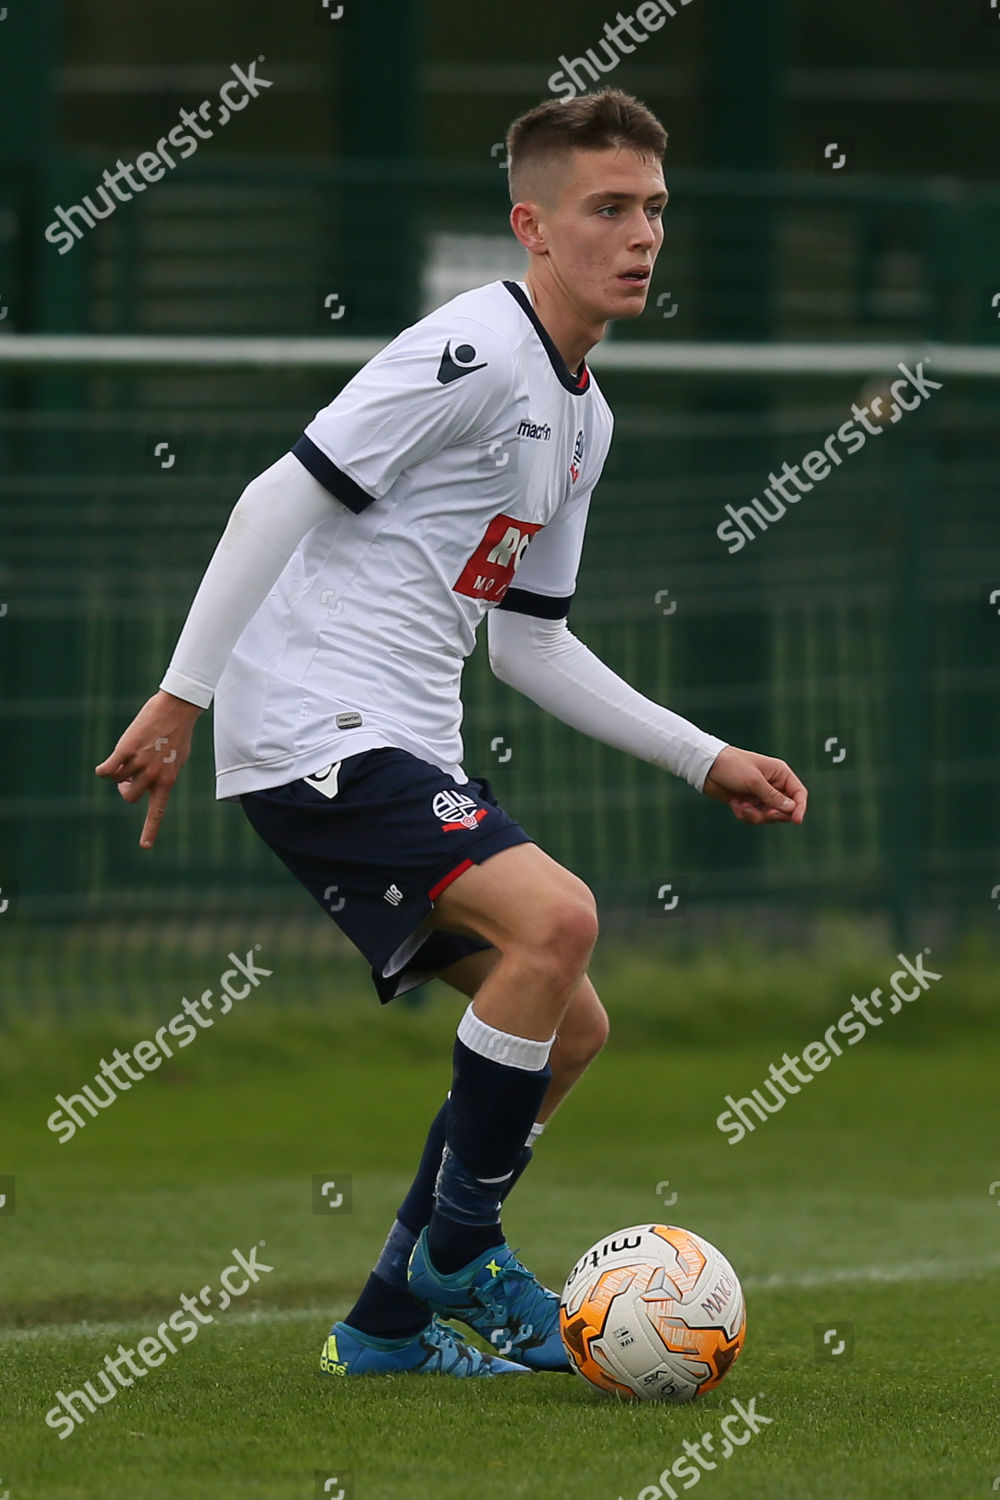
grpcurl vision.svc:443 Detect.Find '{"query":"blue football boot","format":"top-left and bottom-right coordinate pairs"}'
top-left (319, 1315), bottom-right (530, 1377)
top-left (407, 1230), bottom-right (569, 1371)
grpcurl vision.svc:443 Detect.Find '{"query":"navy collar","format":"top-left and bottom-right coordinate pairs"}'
top-left (503, 281), bottom-right (591, 395)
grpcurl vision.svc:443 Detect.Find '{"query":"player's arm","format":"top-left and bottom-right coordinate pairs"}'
top-left (95, 452), bottom-right (338, 848)
top-left (487, 498), bottom-right (807, 826)
top-left (97, 317), bottom-right (514, 848)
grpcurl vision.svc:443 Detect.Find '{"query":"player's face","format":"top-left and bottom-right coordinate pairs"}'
top-left (538, 147), bottom-right (667, 322)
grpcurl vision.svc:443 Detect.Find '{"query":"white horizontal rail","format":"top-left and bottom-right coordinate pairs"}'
top-left (0, 335), bottom-right (997, 376)
top-left (0, 336), bottom-right (383, 369)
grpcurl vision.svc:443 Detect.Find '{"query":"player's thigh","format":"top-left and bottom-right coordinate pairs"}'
top-left (432, 944), bottom-right (502, 997)
top-left (427, 842), bottom-right (598, 958)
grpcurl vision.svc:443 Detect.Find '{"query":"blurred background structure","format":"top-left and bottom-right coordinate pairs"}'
top-left (1, 0), bottom-right (999, 999)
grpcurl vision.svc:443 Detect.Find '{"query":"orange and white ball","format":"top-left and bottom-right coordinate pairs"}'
top-left (559, 1224), bottom-right (746, 1402)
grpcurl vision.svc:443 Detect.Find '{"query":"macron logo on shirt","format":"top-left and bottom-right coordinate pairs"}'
top-left (436, 341), bottom-right (488, 385)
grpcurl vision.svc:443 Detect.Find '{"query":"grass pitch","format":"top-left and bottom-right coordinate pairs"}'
top-left (1, 930), bottom-right (998, 1499)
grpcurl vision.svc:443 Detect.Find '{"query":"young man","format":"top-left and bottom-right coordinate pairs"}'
top-left (96, 89), bottom-right (807, 1379)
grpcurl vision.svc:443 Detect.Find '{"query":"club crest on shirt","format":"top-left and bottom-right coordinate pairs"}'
top-left (433, 789), bottom-right (489, 832)
top-left (569, 428), bottom-right (585, 484)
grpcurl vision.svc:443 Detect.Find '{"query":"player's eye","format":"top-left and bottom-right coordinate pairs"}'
top-left (597, 203), bottom-right (665, 219)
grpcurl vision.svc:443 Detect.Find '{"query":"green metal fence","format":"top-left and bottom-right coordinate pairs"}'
top-left (3, 350), bottom-right (997, 952)
top-left (8, 158), bottom-right (1000, 343)
top-left (3, 160), bottom-right (999, 962)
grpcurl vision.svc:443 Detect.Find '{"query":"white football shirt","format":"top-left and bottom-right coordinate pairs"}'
top-left (211, 279), bottom-right (614, 800)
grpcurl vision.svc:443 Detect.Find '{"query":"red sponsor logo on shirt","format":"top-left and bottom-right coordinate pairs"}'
top-left (453, 512), bottom-right (543, 603)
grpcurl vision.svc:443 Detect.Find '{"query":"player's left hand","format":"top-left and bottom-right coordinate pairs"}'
top-left (701, 745), bottom-right (807, 825)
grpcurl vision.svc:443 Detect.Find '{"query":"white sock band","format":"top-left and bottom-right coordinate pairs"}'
top-left (457, 1003), bottom-right (555, 1072)
top-left (526, 1121), bottom-right (546, 1146)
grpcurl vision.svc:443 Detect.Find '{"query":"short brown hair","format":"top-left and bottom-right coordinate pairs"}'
top-left (505, 89), bottom-right (667, 205)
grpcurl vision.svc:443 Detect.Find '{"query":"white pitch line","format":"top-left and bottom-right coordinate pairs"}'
top-left (743, 1252), bottom-right (1000, 1292)
top-left (3, 1253), bottom-right (1000, 1344)
top-left (0, 1304), bottom-right (325, 1345)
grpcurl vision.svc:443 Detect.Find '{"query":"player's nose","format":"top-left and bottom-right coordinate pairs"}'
top-left (628, 213), bottom-right (657, 249)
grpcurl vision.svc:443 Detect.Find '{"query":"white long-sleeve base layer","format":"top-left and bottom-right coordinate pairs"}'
top-left (486, 608), bottom-right (728, 793)
top-left (158, 452), bottom-right (727, 792)
top-left (159, 453), bottom-right (336, 710)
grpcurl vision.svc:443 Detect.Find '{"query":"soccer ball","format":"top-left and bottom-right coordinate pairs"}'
top-left (559, 1223), bottom-right (746, 1403)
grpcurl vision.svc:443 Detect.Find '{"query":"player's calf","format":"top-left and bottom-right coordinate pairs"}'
top-left (545, 985), bottom-right (610, 1117)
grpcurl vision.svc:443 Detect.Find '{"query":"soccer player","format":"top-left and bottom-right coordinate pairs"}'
top-left (96, 89), bottom-right (807, 1378)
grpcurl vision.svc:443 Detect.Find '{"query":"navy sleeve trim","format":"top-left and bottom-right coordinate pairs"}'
top-left (497, 587), bottom-right (573, 620)
top-left (291, 434), bottom-right (377, 515)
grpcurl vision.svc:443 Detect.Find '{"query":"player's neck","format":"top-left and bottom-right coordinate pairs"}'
top-left (523, 276), bottom-right (605, 382)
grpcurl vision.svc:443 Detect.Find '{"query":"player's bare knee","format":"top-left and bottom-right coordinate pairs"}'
top-left (526, 897), bottom-right (598, 980)
top-left (565, 873), bottom-right (599, 925)
top-left (502, 924), bottom-right (592, 1005)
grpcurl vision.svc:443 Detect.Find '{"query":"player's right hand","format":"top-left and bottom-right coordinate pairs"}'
top-left (701, 744), bottom-right (808, 826)
top-left (94, 689), bottom-right (203, 849)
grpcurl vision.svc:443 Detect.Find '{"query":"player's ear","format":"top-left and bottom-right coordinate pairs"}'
top-left (510, 200), bottom-right (546, 255)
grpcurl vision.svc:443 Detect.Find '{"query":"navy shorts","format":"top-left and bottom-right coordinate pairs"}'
top-left (239, 746), bottom-right (533, 1002)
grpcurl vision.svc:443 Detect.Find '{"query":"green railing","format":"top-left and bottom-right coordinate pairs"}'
top-left (7, 159), bottom-right (1000, 344)
top-left (3, 352), bottom-right (997, 952)
top-left (3, 161), bottom-right (999, 955)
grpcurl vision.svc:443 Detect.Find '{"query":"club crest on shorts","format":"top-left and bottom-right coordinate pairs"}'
top-left (432, 788), bottom-right (488, 832)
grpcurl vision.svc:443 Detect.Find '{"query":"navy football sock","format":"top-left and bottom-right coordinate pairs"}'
top-left (345, 1086), bottom-right (539, 1332)
top-left (423, 1142), bottom-right (535, 1271)
top-left (505, 1142), bottom-right (534, 1197)
top-left (342, 1270), bottom-right (430, 1340)
top-left (427, 1030), bottom-right (551, 1274)
top-left (396, 1098), bottom-right (449, 1237)
top-left (342, 1100), bottom-right (449, 1338)
top-left (391, 1099), bottom-right (534, 1262)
